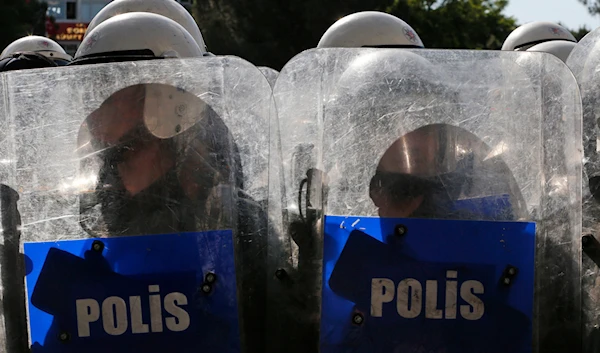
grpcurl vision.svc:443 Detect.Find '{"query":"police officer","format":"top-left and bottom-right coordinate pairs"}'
top-left (15, 11), bottom-right (268, 353)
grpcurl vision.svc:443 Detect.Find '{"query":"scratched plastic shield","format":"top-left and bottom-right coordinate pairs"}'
top-left (0, 56), bottom-right (273, 353)
top-left (270, 48), bottom-right (582, 353)
top-left (258, 67), bottom-right (279, 88)
top-left (567, 28), bottom-right (600, 353)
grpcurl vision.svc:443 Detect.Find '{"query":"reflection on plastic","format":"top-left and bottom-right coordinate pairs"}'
top-left (24, 231), bottom-right (239, 353)
top-left (321, 215), bottom-right (535, 353)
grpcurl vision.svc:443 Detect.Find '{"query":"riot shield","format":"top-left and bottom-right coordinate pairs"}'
top-left (258, 67), bottom-right (279, 88)
top-left (0, 56), bottom-right (273, 353)
top-left (567, 28), bottom-right (600, 353)
top-left (271, 48), bottom-right (582, 353)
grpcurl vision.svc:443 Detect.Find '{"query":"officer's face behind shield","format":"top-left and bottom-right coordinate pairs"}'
top-left (76, 83), bottom-right (240, 237)
top-left (326, 50), bottom-right (526, 221)
top-left (368, 124), bottom-right (526, 221)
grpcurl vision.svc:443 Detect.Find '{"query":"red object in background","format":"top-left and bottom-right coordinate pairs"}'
top-left (45, 17), bottom-right (58, 38)
top-left (51, 23), bottom-right (89, 41)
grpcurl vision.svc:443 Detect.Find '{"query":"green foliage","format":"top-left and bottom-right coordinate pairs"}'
top-left (570, 25), bottom-right (592, 41)
top-left (193, 0), bottom-right (518, 69)
top-left (579, 0), bottom-right (600, 17)
top-left (0, 0), bottom-right (48, 50)
top-left (570, 1), bottom-right (598, 39)
top-left (193, 0), bottom-right (393, 69)
top-left (387, 0), bottom-right (517, 49)
top-left (557, 21), bottom-right (591, 42)
top-left (0, 0), bottom-right (540, 69)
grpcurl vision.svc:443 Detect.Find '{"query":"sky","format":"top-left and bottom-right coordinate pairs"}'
top-left (504, 0), bottom-right (600, 30)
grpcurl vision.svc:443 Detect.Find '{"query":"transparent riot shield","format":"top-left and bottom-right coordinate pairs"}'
top-left (258, 67), bottom-right (279, 88)
top-left (0, 56), bottom-right (273, 353)
top-left (271, 48), bottom-right (582, 353)
top-left (567, 28), bottom-right (600, 353)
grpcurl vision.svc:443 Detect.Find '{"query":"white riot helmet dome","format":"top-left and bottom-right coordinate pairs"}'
top-left (502, 21), bottom-right (576, 51)
top-left (317, 11), bottom-right (424, 48)
top-left (1, 35), bottom-right (72, 65)
top-left (84, 0), bottom-right (207, 53)
top-left (72, 12), bottom-right (203, 64)
top-left (527, 40), bottom-right (577, 63)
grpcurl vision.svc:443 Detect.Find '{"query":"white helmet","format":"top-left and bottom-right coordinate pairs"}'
top-left (502, 21), bottom-right (576, 51)
top-left (73, 12), bottom-right (203, 64)
top-left (527, 40), bottom-right (577, 63)
top-left (1, 35), bottom-right (72, 64)
top-left (317, 11), bottom-right (424, 48)
top-left (84, 0), bottom-right (207, 53)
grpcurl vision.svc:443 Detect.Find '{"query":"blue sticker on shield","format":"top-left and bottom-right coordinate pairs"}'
top-left (321, 216), bottom-right (535, 353)
top-left (24, 230), bottom-right (240, 353)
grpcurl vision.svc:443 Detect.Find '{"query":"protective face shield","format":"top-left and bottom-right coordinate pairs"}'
top-left (527, 40), bottom-right (577, 63)
top-left (502, 21), bottom-right (576, 51)
top-left (76, 83), bottom-right (239, 237)
top-left (370, 124), bottom-right (523, 221)
top-left (317, 11), bottom-right (424, 49)
top-left (324, 50), bottom-right (527, 221)
top-left (1, 36), bottom-right (72, 65)
top-left (71, 12), bottom-right (203, 65)
top-left (0, 52), bottom-right (57, 72)
top-left (84, 0), bottom-right (208, 54)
